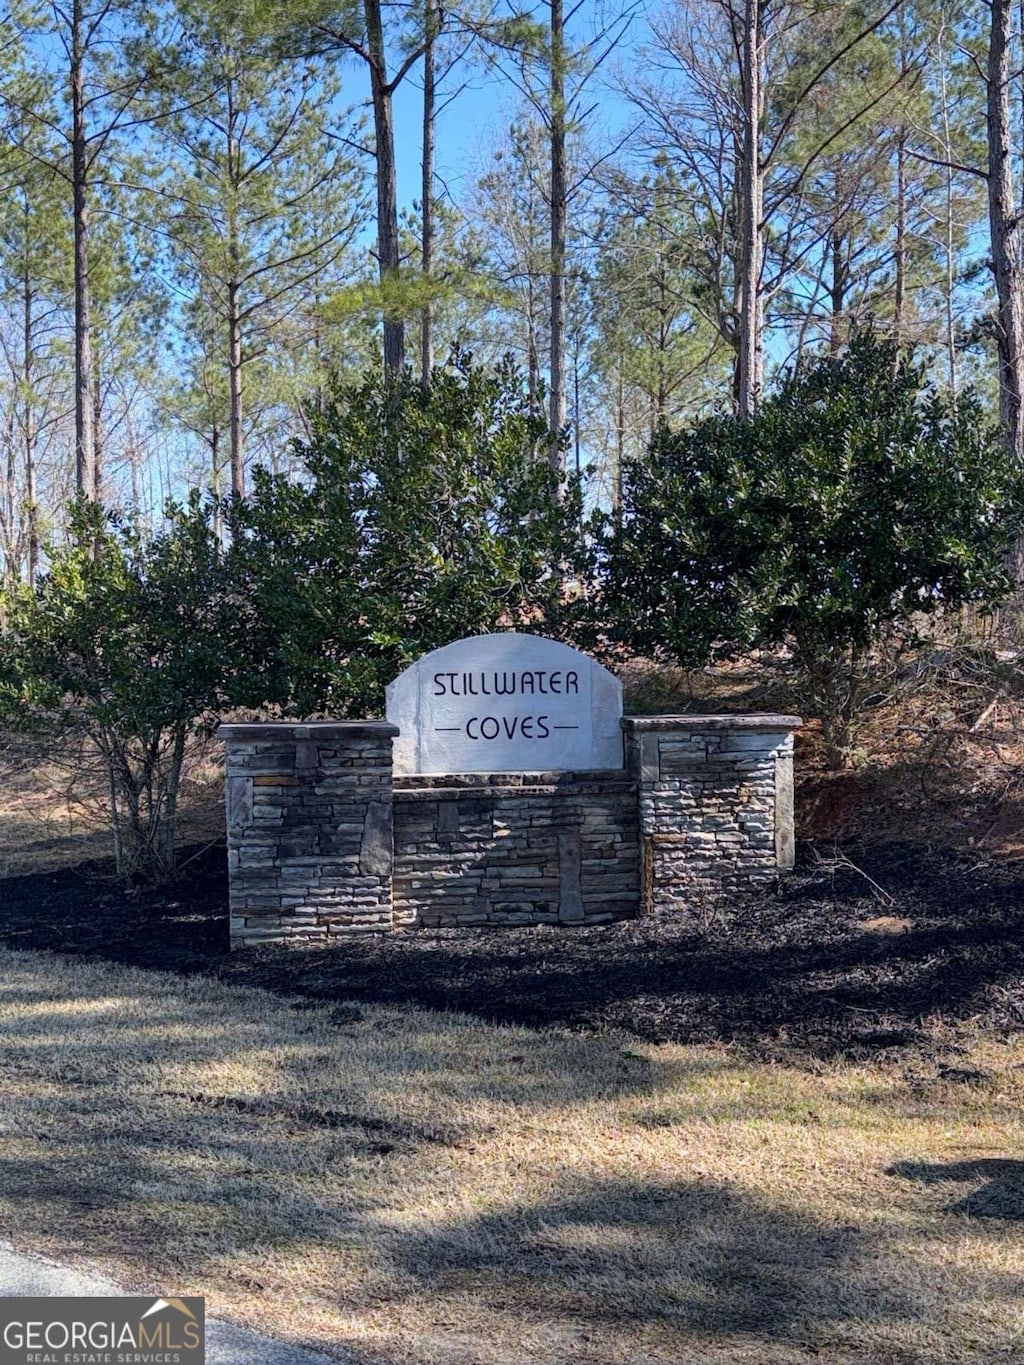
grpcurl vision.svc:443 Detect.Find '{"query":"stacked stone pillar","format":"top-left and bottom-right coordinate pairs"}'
top-left (218, 721), bottom-right (398, 946)
top-left (622, 715), bottom-right (799, 913)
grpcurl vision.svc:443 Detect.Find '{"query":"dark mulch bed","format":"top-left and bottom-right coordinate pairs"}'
top-left (1, 842), bottom-right (1022, 1060)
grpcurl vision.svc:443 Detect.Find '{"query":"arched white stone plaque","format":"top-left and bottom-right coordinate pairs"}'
top-left (386, 633), bottom-right (623, 775)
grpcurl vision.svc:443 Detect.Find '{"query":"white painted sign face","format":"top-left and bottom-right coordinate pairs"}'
top-left (386, 633), bottom-right (623, 775)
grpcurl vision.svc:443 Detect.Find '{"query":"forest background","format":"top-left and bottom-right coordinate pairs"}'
top-left (0, 0), bottom-right (1021, 571)
top-left (4, 0), bottom-right (1024, 881)
top-left (1, 15), bottom-right (1024, 1361)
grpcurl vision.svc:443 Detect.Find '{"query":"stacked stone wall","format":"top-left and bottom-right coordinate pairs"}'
top-left (393, 773), bottom-right (639, 927)
top-left (219, 713), bottom-right (800, 947)
top-left (220, 722), bottom-right (398, 946)
top-left (624, 716), bottom-right (798, 911)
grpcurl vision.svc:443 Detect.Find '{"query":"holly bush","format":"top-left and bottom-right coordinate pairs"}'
top-left (598, 332), bottom-right (1024, 763)
top-left (228, 351), bottom-right (584, 716)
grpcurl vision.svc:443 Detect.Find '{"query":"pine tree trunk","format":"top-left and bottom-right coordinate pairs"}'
top-left (3, 411), bottom-right (15, 593)
top-left (931, 17), bottom-right (958, 397)
top-left (892, 1), bottom-right (909, 347)
top-left (527, 269), bottom-right (539, 412)
top-left (211, 421), bottom-right (223, 544)
top-left (22, 221), bottom-right (38, 587)
top-left (655, 250), bottom-right (669, 425)
top-left (226, 85), bottom-right (245, 499)
top-left (548, 0), bottom-right (567, 483)
top-left (988, 0), bottom-right (1024, 467)
top-left (92, 348), bottom-right (103, 502)
top-left (894, 133), bottom-right (907, 344)
top-left (72, 0), bottom-right (95, 501)
top-left (942, 140), bottom-right (957, 398)
top-left (420, 0), bottom-right (438, 385)
top-left (829, 223), bottom-right (844, 356)
top-left (614, 363), bottom-right (625, 512)
top-left (365, 0), bottom-right (404, 374)
top-left (228, 280), bottom-right (244, 498)
top-left (737, 0), bottom-right (763, 421)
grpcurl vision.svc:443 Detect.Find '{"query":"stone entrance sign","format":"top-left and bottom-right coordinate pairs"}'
top-left (386, 632), bottom-right (623, 775)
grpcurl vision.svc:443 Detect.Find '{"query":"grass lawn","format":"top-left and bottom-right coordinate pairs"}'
top-left (0, 947), bottom-right (1020, 1364)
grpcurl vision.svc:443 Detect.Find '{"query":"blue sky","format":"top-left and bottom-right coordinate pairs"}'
top-left (391, 69), bottom-right (498, 208)
top-left (381, 7), bottom-right (649, 218)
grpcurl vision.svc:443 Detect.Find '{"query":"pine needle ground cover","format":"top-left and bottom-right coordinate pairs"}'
top-left (0, 947), bottom-right (1020, 1365)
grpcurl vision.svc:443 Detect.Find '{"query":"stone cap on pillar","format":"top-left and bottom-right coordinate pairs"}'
top-left (217, 720), bottom-right (400, 742)
top-left (621, 713), bottom-right (802, 732)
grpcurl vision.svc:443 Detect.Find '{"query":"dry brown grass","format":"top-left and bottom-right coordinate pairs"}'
top-left (0, 733), bottom-right (110, 873)
top-left (0, 731), bottom-right (224, 876)
top-left (622, 638), bottom-right (1024, 854)
top-left (1, 646), bottom-right (1023, 1362)
top-left (0, 948), bottom-right (1021, 1365)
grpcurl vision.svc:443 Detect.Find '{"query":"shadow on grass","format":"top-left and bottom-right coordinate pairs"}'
top-left (0, 957), bottom-right (1020, 1364)
top-left (888, 1159), bottom-right (1024, 1221)
top-left (380, 1174), bottom-right (904, 1339)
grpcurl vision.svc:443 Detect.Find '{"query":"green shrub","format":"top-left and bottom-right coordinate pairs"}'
top-left (228, 351), bottom-right (584, 716)
top-left (0, 498), bottom-right (235, 879)
top-left (598, 332), bottom-right (1024, 764)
